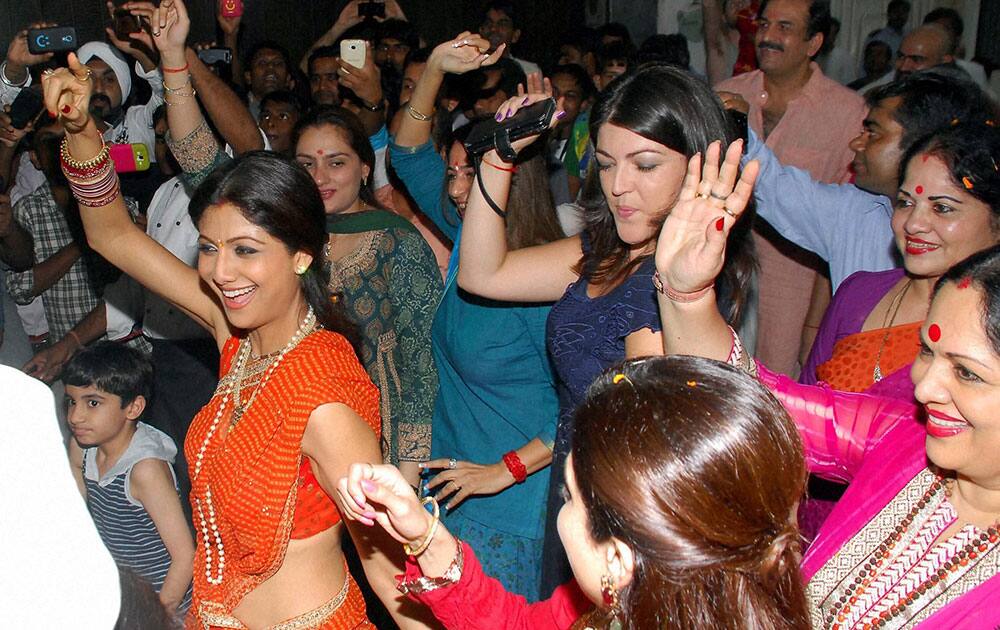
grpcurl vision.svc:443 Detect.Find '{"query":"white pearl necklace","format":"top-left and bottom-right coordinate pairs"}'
top-left (192, 307), bottom-right (317, 586)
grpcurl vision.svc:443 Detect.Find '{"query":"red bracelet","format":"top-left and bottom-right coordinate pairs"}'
top-left (652, 272), bottom-right (713, 303)
top-left (162, 63), bottom-right (190, 74)
top-left (502, 451), bottom-right (527, 484)
top-left (483, 158), bottom-right (517, 173)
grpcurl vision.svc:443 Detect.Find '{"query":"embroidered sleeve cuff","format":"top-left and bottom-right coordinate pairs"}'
top-left (166, 120), bottom-right (221, 174)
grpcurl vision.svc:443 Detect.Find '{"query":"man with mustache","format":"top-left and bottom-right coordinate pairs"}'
top-left (77, 40), bottom-right (162, 161)
top-left (715, 0), bottom-right (866, 376)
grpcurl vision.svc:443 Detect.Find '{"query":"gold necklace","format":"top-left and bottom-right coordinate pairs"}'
top-left (872, 280), bottom-right (911, 383)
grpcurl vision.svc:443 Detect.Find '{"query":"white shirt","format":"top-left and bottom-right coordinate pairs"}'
top-left (104, 176), bottom-right (208, 342)
top-left (102, 62), bottom-right (164, 159)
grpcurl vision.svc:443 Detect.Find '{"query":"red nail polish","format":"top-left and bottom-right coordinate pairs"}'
top-left (48, 111), bottom-right (57, 119)
top-left (716, 217), bottom-right (725, 231)
top-left (61, 105), bottom-right (71, 114)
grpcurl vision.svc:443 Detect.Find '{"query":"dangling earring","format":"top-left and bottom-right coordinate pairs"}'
top-left (601, 573), bottom-right (623, 630)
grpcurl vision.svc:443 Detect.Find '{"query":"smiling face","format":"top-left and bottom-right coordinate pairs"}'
top-left (551, 72), bottom-right (587, 131)
top-left (446, 141), bottom-right (474, 216)
top-left (912, 284), bottom-right (1000, 485)
top-left (594, 123), bottom-right (687, 253)
top-left (754, 0), bottom-right (823, 78)
top-left (848, 97), bottom-right (904, 197)
top-left (891, 154), bottom-right (999, 279)
top-left (196, 203), bottom-right (311, 331)
top-left (295, 124), bottom-right (370, 215)
top-left (65, 385), bottom-right (141, 449)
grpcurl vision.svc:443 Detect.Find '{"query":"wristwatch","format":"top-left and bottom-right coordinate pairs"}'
top-left (358, 98), bottom-right (385, 113)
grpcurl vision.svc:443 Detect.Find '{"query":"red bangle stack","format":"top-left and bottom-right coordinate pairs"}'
top-left (60, 138), bottom-right (120, 208)
top-left (502, 451), bottom-right (527, 484)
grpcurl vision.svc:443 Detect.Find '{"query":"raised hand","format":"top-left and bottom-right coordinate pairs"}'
top-left (23, 337), bottom-right (77, 382)
top-left (338, 42), bottom-right (382, 108)
top-left (217, 0), bottom-right (242, 38)
top-left (105, 2), bottom-right (157, 68)
top-left (5, 23), bottom-right (57, 82)
top-left (429, 32), bottom-right (505, 76)
top-left (488, 88), bottom-right (564, 157)
top-left (337, 463), bottom-right (433, 544)
top-left (654, 139), bottom-right (758, 294)
top-left (40, 53), bottom-right (94, 135)
top-left (127, 0), bottom-right (190, 64)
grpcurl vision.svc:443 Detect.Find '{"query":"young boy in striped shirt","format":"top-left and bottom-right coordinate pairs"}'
top-left (65, 342), bottom-right (193, 617)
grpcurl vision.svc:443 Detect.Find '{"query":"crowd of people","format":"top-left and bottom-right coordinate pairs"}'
top-left (1, 0), bottom-right (999, 628)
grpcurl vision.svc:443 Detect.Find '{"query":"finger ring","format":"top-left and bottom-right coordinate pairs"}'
top-left (75, 70), bottom-right (92, 84)
top-left (709, 191), bottom-right (729, 201)
top-left (42, 69), bottom-right (55, 77)
top-left (448, 458), bottom-right (457, 470)
top-left (696, 192), bottom-right (711, 200)
top-left (722, 207), bottom-right (737, 218)
top-left (152, 30), bottom-right (161, 36)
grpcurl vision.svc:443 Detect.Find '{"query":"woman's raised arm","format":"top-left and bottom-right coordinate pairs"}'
top-left (42, 48), bottom-right (227, 344)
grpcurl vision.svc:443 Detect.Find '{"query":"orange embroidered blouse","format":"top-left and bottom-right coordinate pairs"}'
top-left (816, 322), bottom-right (922, 393)
top-left (184, 330), bottom-right (380, 624)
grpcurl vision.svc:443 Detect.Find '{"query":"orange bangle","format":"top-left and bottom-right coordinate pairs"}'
top-left (162, 63), bottom-right (190, 73)
top-left (483, 158), bottom-right (517, 173)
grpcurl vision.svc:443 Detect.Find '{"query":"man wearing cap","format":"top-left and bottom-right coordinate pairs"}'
top-left (76, 40), bottom-right (162, 156)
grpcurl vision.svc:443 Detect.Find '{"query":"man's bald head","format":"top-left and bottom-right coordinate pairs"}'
top-left (895, 24), bottom-right (955, 78)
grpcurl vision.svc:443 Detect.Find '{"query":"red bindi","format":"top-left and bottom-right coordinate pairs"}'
top-left (317, 149), bottom-right (324, 155)
top-left (957, 277), bottom-right (972, 290)
top-left (921, 154), bottom-right (929, 163)
top-left (928, 323), bottom-right (941, 342)
top-left (915, 185), bottom-right (924, 195)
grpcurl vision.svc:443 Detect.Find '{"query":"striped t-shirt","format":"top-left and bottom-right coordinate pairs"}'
top-left (83, 422), bottom-right (192, 614)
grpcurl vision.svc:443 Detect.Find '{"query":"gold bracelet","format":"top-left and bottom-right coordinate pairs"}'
top-left (402, 496), bottom-right (440, 557)
top-left (60, 138), bottom-right (110, 171)
top-left (405, 103), bottom-right (434, 122)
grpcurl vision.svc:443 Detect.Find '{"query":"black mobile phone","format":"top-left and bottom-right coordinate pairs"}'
top-left (464, 98), bottom-right (558, 158)
top-left (358, 1), bottom-right (386, 19)
top-left (197, 47), bottom-right (233, 66)
top-left (8, 87), bottom-right (44, 129)
top-left (26, 27), bottom-right (78, 55)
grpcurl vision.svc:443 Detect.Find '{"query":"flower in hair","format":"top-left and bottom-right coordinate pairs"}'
top-left (950, 117), bottom-right (960, 126)
top-left (686, 380), bottom-right (698, 388)
top-left (612, 373), bottom-right (633, 386)
top-left (962, 176), bottom-right (974, 190)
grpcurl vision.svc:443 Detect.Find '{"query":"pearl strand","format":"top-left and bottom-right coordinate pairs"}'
top-left (192, 307), bottom-right (317, 586)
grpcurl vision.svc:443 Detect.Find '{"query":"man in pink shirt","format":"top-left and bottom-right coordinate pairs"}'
top-left (716, 0), bottom-right (866, 376)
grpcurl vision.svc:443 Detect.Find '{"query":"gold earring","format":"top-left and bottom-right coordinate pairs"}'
top-left (601, 573), bottom-right (623, 630)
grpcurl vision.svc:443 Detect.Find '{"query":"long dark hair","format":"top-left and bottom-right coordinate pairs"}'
top-left (898, 122), bottom-right (1000, 231)
top-left (189, 151), bottom-right (355, 341)
top-left (572, 356), bottom-right (808, 629)
top-left (578, 63), bottom-right (755, 325)
top-left (292, 105), bottom-right (385, 211)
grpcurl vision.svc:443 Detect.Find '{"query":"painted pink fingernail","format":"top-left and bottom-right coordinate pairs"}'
top-left (495, 112), bottom-right (502, 121)
top-left (361, 479), bottom-right (376, 492)
top-left (556, 110), bottom-right (566, 119)
top-left (522, 96), bottom-right (529, 105)
top-left (505, 108), bottom-right (512, 119)
top-left (716, 218), bottom-right (725, 231)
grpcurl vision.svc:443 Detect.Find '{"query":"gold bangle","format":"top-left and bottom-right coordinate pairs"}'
top-left (405, 103), bottom-right (434, 122)
top-left (403, 496), bottom-right (440, 557)
top-left (60, 138), bottom-right (110, 171)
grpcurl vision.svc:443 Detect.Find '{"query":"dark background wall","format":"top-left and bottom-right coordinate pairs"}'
top-left (0, 1), bottom-right (585, 71)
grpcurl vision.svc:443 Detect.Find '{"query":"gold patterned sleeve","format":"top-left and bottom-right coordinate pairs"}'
top-left (165, 120), bottom-right (230, 190)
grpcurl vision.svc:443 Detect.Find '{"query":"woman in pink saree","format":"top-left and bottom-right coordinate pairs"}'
top-left (655, 125), bottom-right (1000, 628)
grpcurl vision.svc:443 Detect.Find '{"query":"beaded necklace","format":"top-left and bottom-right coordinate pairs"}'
top-left (192, 307), bottom-right (317, 586)
top-left (823, 475), bottom-right (1000, 629)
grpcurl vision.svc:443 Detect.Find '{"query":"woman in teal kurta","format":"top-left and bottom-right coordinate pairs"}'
top-left (390, 134), bottom-right (562, 600)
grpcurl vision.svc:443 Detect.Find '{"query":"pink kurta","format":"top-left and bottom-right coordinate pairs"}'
top-left (718, 64), bottom-right (867, 376)
top-left (759, 364), bottom-right (1000, 628)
